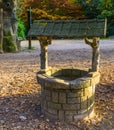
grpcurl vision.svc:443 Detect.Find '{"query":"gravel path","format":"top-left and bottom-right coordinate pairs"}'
top-left (21, 39), bottom-right (114, 50)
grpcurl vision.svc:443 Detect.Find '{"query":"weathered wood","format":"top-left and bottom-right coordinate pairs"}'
top-left (37, 36), bottom-right (52, 70)
top-left (40, 44), bottom-right (48, 70)
top-left (28, 19), bottom-right (106, 72)
top-left (28, 19), bottom-right (107, 38)
top-left (85, 37), bottom-right (100, 72)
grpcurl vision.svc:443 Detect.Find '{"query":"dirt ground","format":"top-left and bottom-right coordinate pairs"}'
top-left (0, 40), bottom-right (114, 130)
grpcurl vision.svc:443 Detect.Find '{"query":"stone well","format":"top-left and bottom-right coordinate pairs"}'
top-left (37, 67), bottom-right (100, 122)
top-left (27, 19), bottom-right (107, 122)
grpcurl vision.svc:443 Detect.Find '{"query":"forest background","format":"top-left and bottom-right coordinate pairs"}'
top-left (17, 0), bottom-right (114, 38)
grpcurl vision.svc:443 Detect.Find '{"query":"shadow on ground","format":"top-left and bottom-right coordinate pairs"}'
top-left (0, 83), bottom-right (114, 130)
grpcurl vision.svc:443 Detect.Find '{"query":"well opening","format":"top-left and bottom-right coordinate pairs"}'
top-left (37, 68), bottom-right (100, 122)
top-left (51, 68), bottom-right (89, 81)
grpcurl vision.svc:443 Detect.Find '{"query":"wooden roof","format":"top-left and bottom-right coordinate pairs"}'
top-left (28, 19), bottom-right (107, 38)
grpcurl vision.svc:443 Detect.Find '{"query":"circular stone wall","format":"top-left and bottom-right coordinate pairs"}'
top-left (37, 68), bottom-right (100, 122)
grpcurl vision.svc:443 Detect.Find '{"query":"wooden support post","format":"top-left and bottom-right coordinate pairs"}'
top-left (27, 8), bottom-right (32, 49)
top-left (85, 37), bottom-right (100, 72)
top-left (37, 36), bottom-right (52, 71)
top-left (40, 44), bottom-right (48, 70)
top-left (28, 36), bottom-right (32, 49)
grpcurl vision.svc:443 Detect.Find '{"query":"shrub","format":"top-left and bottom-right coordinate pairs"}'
top-left (17, 19), bottom-right (26, 39)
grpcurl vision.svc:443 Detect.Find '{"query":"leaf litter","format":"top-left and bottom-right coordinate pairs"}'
top-left (0, 42), bottom-right (114, 130)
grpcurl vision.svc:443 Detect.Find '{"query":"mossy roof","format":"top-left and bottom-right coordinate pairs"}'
top-left (28, 19), bottom-right (107, 38)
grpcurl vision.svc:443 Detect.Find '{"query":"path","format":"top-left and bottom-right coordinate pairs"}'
top-left (21, 39), bottom-right (114, 50)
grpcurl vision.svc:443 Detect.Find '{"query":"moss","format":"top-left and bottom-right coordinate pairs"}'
top-left (0, 42), bottom-right (3, 53)
top-left (0, 43), bottom-right (3, 50)
top-left (3, 35), bottom-right (17, 52)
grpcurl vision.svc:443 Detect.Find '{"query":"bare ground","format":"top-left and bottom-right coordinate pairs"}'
top-left (0, 40), bottom-right (114, 130)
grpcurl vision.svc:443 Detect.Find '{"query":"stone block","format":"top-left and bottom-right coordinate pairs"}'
top-left (62, 104), bottom-right (80, 110)
top-left (46, 96), bottom-right (51, 101)
top-left (88, 95), bottom-right (95, 106)
top-left (52, 92), bottom-right (58, 103)
top-left (67, 91), bottom-right (83, 98)
top-left (65, 111), bottom-right (77, 115)
top-left (84, 86), bottom-right (93, 98)
top-left (58, 110), bottom-right (65, 121)
top-left (70, 78), bottom-right (91, 90)
top-left (59, 92), bottom-right (66, 103)
top-left (70, 79), bottom-right (82, 89)
top-left (92, 85), bottom-right (95, 94)
top-left (91, 75), bottom-right (100, 86)
top-left (80, 97), bottom-right (88, 110)
top-left (41, 101), bottom-right (48, 112)
top-left (47, 102), bottom-right (62, 110)
top-left (80, 95), bottom-right (86, 103)
top-left (44, 89), bottom-right (51, 96)
top-left (74, 114), bottom-right (86, 121)
top-left (44, 82), bottom-right (51, 88)
top-left (88, 72), bottom-right (100, 77)
top-left (46, 69), bottom-right (52, 76)
top-left (77, 108), bottom-right (88, 114)
top-left (65, 115), bottom-right (73, 122)
top-left (74, 105), bottom-right (94, 121)
top-left (44, 111), bottom-right (58, 120)
top-left (67, 97), bottom-right (80, 104)
top-left (83, 79), bottom-right (91, 88)
top-left (48, 108), bottom-right (58, 115)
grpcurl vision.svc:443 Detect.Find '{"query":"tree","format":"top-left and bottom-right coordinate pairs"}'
top-left (0, 0), bottom-right (18, 53)
top-left (77, 0), bottom-right (114, 36)
top-left (17, 0), bottom-right (86, 26)
top-left (97, 0), bottom-right (114, 18)
top-left (17, 18), bottom-right (25, 39)
top-left (0, 0), bottom-right (3, 53)
top-left (77, 0), bottom-right (100, 18)
top-left (77, 0), bottom-right (114, 19)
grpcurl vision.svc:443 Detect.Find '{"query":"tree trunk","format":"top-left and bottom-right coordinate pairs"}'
top-left (3, 0), bottom-right (18, 52)
top-left (0, 0), bottom-right (3, 53)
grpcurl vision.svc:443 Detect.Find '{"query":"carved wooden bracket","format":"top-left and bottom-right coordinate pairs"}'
top-left (37, 36), bottom-right (52, 46)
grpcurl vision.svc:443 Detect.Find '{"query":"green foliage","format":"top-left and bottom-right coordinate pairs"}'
top-left (17, 19), bottom-right (26, 39)
top-left (97, 0), bottom-right (114, 18)
top-left (0, 43), bottom-right (3, 51)
top-left (77, 0), bottom-right (114, 18)
top-left (3, 35), bottom-right (16, 52)
top-left (54, 9), bottom-right (64, 15)
top-left (77, 0), bottom-right (100, 18)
